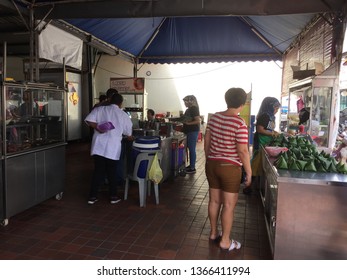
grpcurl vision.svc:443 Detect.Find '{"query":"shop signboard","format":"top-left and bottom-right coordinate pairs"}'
top-left (110, 77), bottom-right (145, 94)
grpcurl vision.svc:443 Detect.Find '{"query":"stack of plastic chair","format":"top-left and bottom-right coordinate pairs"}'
top-left (124, 151), bottom-right (162, 207)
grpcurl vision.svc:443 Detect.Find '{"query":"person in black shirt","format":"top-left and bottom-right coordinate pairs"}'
top-left (253, 97), bottom-right (281, 153)
top-left (247, 97), bottom-right (281, 194)
top-left (144, 109), bottom-right (157, 130)
top-left (182, 95), bottom-right (201, 174)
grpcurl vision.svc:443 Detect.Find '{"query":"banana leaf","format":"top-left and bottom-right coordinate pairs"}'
top-left (274, 155), bottom-right (283, 166)
top-left (316, 164), bottom-right (327, 173)
top-left (288, 152), bottom-right (297, 160)
top-left (336, 161), bottom-right (345, 170)
top-left (297, 137), bottom-right (306, 145)
top-left (304, 160), bottom-right (317, 172)
top-left (286, 143), bottom-right (293, 149)
top-left (319, 158), bottom-right (331, 170)
top-left (287, 150), bottom-right (294, 157)
top-left (287, 157), bottom-right (295, 166)
top-left (289, 160), bottom-right (301, 171)
top-left (299, 145), bottom-right (308, 151)
top-left (316, 154), bottom-right (327, 162)
top-left (278, 133), bottom-right (285, 141)
top-left (297, 151), bottom-right (305, 160)
top-left (337, 163), bottom-right (347, 174)
top-left (282, 136), bottom-right (289, 145)
top-left (296, 160), bottom-right (307, 171)
top-left (301, 149), bottom-right (311, 157)
top-left (277, 151), bottom-right (288, 161)
top-left (328, 162), bottom-right (338, 173)
top-left (302, 155), bottom-right (315, 161)
top-left (281, 142), bottom-right (289, 148)
top-left (293, 148), bottom-right (302, 159)
top-left (305, 143), bottom-right (313, 150)
top-left (319, 150), bottom-right (331, 159)
top-left (271, 137), bottom-right (279, 144)
top-left (289, 137), bottom-right (297, 145)
top-left (310, 146), bottom-right (319, 155)
top-left (331, 157), bottom-right (338, 166)
top-left (274, 155), bottom-right (288, 169)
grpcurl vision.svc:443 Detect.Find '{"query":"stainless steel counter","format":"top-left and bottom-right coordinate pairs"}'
top-left (159, 136), bottom-right (172, 182)
top-left (1, 145), bottom-right (66, 226)
top-left (271, 158), bottom-right (347, 186)
top-left (261, 147), bottom-right (347, 259)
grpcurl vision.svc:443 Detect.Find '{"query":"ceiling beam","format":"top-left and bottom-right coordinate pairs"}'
top-left (24, 0), bottom-right (346, 19)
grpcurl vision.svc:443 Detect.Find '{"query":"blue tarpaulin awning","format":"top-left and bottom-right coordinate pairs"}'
top-left (1, 0), bottom-right (346, 64)
top-left (66, 14), bottom-right (314, 64)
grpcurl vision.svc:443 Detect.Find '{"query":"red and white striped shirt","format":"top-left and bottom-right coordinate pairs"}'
top-left (206, 112), bottom-right (248, 166)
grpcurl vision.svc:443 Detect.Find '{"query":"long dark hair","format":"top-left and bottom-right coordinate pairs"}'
top-left (183, 95), bottom-right (199, 108)
top-left (257, 97), bottom-right (280, 121)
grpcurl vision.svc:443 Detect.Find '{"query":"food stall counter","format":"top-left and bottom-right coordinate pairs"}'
top-left (260, 146), bottom-right (347, 259)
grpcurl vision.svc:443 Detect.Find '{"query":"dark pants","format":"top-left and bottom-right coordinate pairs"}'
top-left (89, 155), bottom-right (120, 198)
top-left (186, 130), bottom-right (199, 169)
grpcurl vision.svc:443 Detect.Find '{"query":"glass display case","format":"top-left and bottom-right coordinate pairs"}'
top-left (287, 72), bottom-right (338, 150)
top-left (1, 82), bottom-right (66, 226)
top-left (3, 82), bottom-right (65, 155)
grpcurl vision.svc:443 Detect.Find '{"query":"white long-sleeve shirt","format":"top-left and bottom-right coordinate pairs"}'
top-left (85, 104), bottom-right (132, 160)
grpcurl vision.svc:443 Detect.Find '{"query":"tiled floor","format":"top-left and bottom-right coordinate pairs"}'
top-left (0, 140), bottom-right (272, 260)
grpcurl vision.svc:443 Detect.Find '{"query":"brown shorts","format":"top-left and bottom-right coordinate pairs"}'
top-left (205, 160), bottom-right (242, 193)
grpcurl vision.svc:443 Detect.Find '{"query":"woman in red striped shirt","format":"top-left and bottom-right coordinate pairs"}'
top-left (204, 88), bottom-right (252, 251)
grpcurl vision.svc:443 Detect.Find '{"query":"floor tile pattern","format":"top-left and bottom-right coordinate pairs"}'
top-left (0, 141), bottom-right (272, 260)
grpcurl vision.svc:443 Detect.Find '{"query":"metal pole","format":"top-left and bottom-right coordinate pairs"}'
top-left (2, 41), bottom-right (6, 82)
top-left (63, 57), bottom-right (67, 142)
top-left (87, 45), bottom-right (94, 111)
top-left (35, 24), bottom-right (40, 82)
top-left (29, 7), bottom-right (34, 82)
top-left (2, 42), bottom-right (7, 156)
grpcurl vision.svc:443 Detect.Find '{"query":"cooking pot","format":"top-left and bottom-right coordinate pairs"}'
top-left (132, 129), bottom-right (145, 137)
top-left (145, 129), bottom-right (156, 136)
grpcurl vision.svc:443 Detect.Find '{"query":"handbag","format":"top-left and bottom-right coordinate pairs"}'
top-left (148, 152), bottom-right (163, 184)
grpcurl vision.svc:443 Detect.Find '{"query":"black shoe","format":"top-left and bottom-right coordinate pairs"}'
top-left (185, 167), bottom-right (196, 174)
top-left (88, 197), bottom-right (98, 205)
top-left (110, 196), bottom-right (121, 204)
